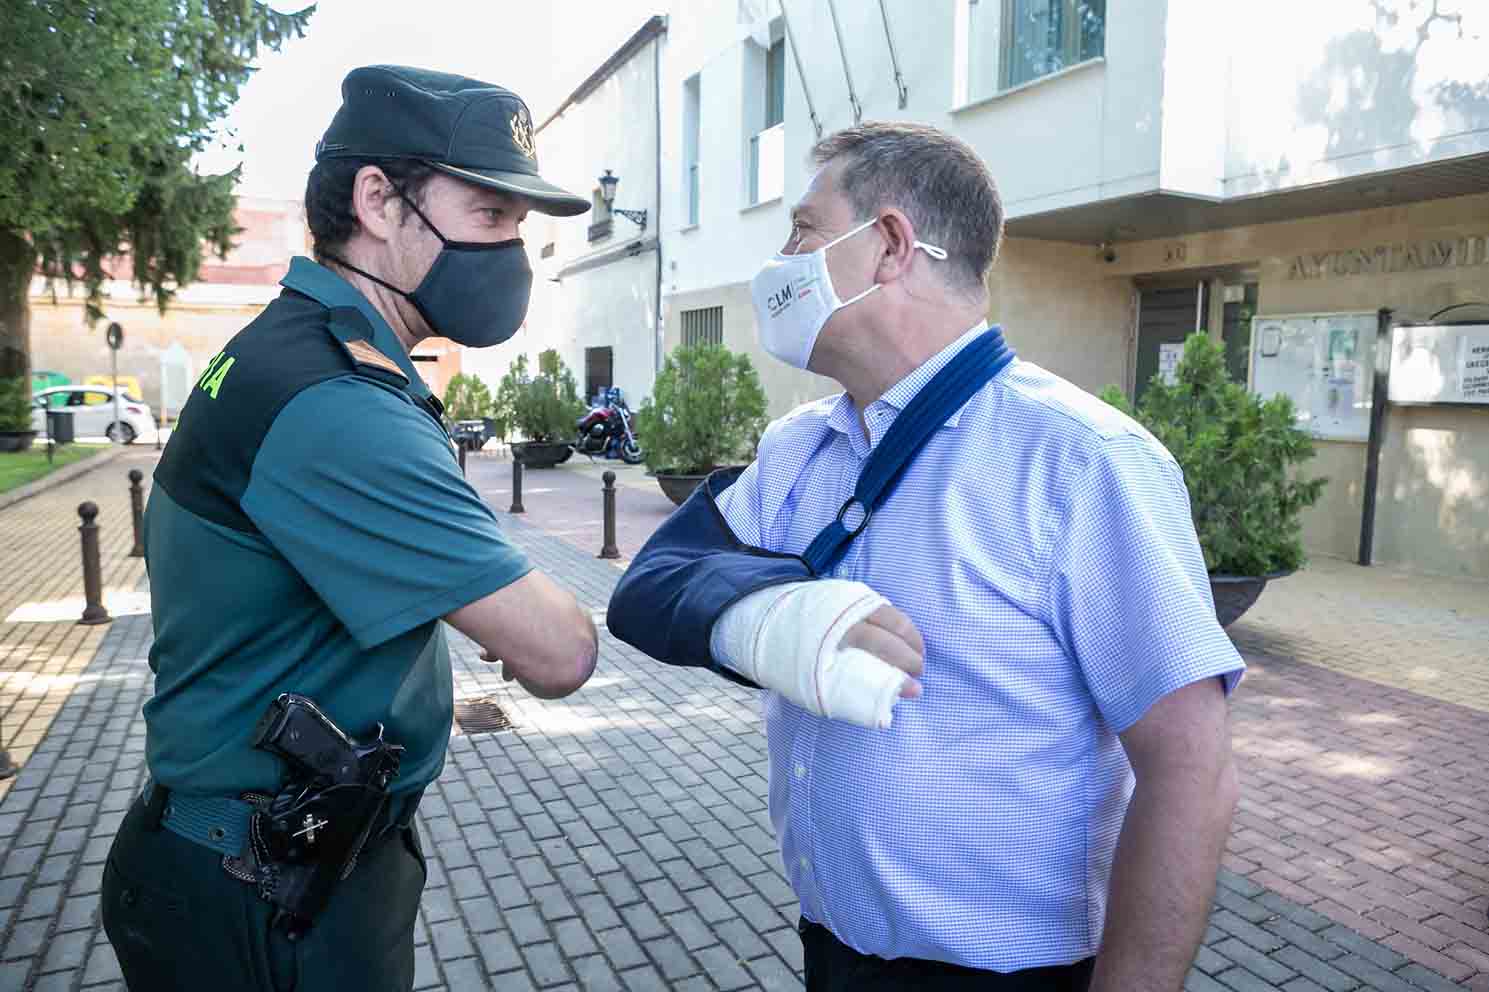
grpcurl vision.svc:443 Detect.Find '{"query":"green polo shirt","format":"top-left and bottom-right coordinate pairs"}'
top-left (143, 257), bottom-right (530, 798)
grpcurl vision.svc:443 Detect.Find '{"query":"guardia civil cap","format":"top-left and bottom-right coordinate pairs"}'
top-left (316, 65), bottom-right (589, 217)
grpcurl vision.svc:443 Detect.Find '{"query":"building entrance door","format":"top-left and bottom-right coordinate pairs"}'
top-left (1135, 282), bottom-right (1208, 402)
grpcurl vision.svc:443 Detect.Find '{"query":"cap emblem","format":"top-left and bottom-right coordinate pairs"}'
top-left (510, 108), bottom-right (536, 160)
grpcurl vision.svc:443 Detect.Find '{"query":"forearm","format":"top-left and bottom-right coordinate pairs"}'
top-left (1089, 760), bottom-right (1239, 992)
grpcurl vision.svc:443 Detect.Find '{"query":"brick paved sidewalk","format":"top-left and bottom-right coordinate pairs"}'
top-left (0, 450), bottom-right (155, 807)
top-left (0, 453), bottom-right (1481, 991)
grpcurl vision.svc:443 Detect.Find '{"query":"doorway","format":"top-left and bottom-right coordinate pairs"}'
top-left (1135, 282), bottom-right (1208, 403)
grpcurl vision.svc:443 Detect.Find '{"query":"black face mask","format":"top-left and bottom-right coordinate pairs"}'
top-left (326, 189), bottom-right (533, 348)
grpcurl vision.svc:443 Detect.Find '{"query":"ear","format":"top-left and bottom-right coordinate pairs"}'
top-left (874, 207), bottom-right (918, 283)
top-left (350, 166), bottom-right (402, 244)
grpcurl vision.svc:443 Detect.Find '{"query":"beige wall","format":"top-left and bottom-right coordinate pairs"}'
top-left (662, 284), bottom-right (837, 420)
top-left (987, 237), bottom-right (1136, 394)
top-left (1376, 405), bottom-right (1489, 579)
top-left (1090, 191), bottom-right (1489, 577)
top-left (31, 296), bottom-right (260, 414)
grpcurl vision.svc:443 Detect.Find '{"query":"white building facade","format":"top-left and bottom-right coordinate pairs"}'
top-left (516, 0), bottom-right (1489, 579)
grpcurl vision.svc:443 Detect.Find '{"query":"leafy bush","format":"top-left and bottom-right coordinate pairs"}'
top-left (500, 350), bottom-right (585, 443)
top-left (0, 377), bottom-right (35, 432)
top-left (1099, 333), bottom-right (1327, 576)
top-left (636, 344), bottom-right (768, 475)
top-left (441, 372), bottom-right (493, 422)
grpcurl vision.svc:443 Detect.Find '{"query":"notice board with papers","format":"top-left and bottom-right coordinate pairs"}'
top-left (1250, 311), bottom-right (1378, 441)
top-left (1388, 323), bottom-right (1489, 405)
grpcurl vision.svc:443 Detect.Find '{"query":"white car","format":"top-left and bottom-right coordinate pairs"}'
top-left (31, 385), bottom-right (157, 444)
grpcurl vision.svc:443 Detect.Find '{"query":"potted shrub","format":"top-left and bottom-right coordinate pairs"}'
top-left (636, 343), bottom-right (768, 505)
top-left (1099, 332), bottom-right (1327, 627)
top-left (0, 376), bottom-right (38, 453)
top-left (503, 350), bottom-right (583, 468)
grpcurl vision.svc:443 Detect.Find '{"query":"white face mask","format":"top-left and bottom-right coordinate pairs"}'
top-left (749, 218), bottom-right (947, 370)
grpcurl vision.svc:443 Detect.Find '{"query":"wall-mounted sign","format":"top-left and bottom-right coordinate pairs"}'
top-left (1286, 235), bottom-right (1489, 280)
top-left (1389, 323), bottom-right (1489, 405)
top-left (1250, 311), bottom-right (1378, 441)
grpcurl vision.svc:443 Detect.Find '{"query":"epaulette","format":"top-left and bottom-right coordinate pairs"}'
top-left (323, 306), bottom-right (409, 386)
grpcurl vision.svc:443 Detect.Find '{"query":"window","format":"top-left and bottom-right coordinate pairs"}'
top-left (681, 306), bottom-right (723, 348)
top-left (683, 75), bottom-right (701, 226)
top-left (1002, 0), bottom-right (1105, 90)
top-left (588, 188), bottom-right (613, 243)
top-left (745, 28), bottom-right (785, 206)
top-left (765, 39), bottom-right (785, 129)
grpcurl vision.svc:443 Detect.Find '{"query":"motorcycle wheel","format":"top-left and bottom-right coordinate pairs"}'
top-left (620, 440), bottom-right (643, 464)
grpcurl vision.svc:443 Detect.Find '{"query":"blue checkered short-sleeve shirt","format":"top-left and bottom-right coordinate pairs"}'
top-left (715, 326), bottom-right (1245, 971)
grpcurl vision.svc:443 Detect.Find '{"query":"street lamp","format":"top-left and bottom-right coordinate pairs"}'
top-left (597, 169), bottom-right (648, 229)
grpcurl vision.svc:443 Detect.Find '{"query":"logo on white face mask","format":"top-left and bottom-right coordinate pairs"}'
top-left (764, 275), bottom-right (819, 319)
top-left (749, 218), bottom-right (945, 370)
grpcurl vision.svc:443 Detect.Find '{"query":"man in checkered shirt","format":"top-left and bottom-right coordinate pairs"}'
top-left (610, 121), bottom-right (1243, 992)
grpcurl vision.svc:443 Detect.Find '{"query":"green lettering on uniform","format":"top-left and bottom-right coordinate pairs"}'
top-left (197, 352), bottom-right (223, 388)
top-left (201, 356), bottom-right (235, 399)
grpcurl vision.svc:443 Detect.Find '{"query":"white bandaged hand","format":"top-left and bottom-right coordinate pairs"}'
top-left (709, 580), bottom-right (912, 729)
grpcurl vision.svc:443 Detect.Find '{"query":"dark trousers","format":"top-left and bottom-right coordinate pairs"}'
top-left (102, 794), bottom-right (427, 991)
top-left (800, 919), bottom-right (1095, 991)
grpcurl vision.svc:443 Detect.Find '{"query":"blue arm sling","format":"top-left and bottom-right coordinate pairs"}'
top-left (607, 328), bottom-right (1014, 685)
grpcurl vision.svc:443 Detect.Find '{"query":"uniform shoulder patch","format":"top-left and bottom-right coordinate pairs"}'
top-left (342, 338), bottom-right (409, 383)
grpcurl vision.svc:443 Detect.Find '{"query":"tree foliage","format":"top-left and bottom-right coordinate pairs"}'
top-left (499, 350), bottom-right (585, 443)
top-left (1099, 332), bottom-right (1328, 576)
top-left (441, 372), bottom-right (493, 422)
top-left (0, 0), bottom-right (314, 375)
top-left (636, 343), bottom-right (768, 475)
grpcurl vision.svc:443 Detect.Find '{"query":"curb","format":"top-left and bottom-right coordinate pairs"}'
top-left (0, 445), bottom-right (126, 513)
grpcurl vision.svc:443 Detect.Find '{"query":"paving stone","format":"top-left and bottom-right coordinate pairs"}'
top-left (458, 895), bottom-right (503, 935)
top-left (1270, 946), bottom-right (1359, 992)
top-left (506, 904), bottom-right (551, 946)
top-left (597, 926), bottom-right (649, 971)
top-left (412, 944), bottom-right (440, 989)
top-left (41, 928), bottom-right (93, 974)
top-left (696, 943), bottom-right (755, 991)
top-left (620, 965), bottom-right (666, 991)
top-left (553, 917), bottom-right (598, 958)
top-left (522, 940), bottom-right (571, 987)
top-left (1212, 937), bottom-right (1298, 985)
top-left (648, 935), bottom-right (698, 980)
top-left (1321, 925), bottom-right (1409, 971)
top-left (440, 955), bottom-right (487, 992)
top-left (429, 918), bottom-right (475, 961)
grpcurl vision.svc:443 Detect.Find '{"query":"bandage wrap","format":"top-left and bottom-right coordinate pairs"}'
top-left (710, 579), bottom-right (910, 729)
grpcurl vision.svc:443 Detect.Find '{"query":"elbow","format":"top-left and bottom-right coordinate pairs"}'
top-left (525, 613), bottom-right (598, 699)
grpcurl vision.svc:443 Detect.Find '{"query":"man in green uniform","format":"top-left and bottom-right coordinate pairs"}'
top-left (101, 66), bottom-right (599, 991)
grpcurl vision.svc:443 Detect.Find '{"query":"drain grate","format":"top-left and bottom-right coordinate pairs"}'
top-left (452, 697), bottom-right (514, 735)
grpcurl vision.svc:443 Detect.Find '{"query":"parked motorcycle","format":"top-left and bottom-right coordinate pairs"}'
top-left (574, 387), bottom-right (643, 464)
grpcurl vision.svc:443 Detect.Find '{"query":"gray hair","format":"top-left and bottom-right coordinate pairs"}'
top-left (811, 122), bottom-right (1003, 292)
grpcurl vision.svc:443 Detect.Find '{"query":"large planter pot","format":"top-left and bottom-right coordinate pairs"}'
top-left (510, 440), bottom-right (573, 469)
top-left (655, 472), bottom-right (709, 506)
top-left (654, 465), bottom-right (749, 506)
top-left (0, 430), bottom-right (37, 453)
top-left (1210, 570), bottom-right (1293, 628)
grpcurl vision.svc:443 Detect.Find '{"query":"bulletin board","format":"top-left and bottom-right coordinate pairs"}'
top-left (1249, 311), bottom-right (1379, 442)
top-left (1387, 323), bottom-right (1489, 405)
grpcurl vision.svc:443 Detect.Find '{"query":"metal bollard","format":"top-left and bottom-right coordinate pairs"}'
top-left (509, 459), bottom-right (525, 514)
top-left (78, 502), bottom-right (111, 626)
top-left (128, 469), bottom-right (146, 558)
top-left (457, 440), bottom-right (467, 475)
top-left (599, 471), bottom-right (620, 559)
